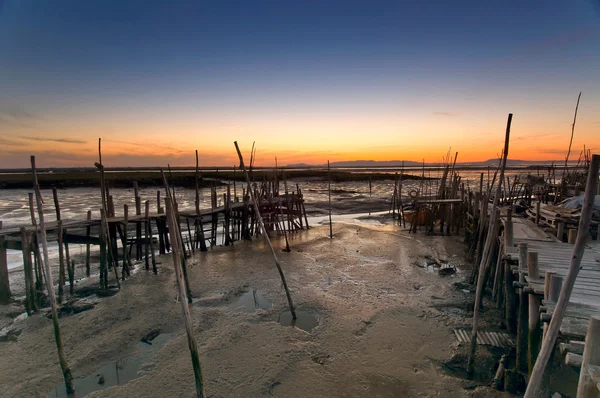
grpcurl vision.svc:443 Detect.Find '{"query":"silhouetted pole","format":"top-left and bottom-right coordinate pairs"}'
top-left (525, 154), bottom-right (600, 397)
top-left (31, 155), bottom-right (74, 395)
top-left (328, 160), bottom-right (333, 239)
top-left (234, 141), bottom-right (296, 319)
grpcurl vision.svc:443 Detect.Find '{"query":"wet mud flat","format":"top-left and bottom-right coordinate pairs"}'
top-left (0, 223), bottom-right (514, 397)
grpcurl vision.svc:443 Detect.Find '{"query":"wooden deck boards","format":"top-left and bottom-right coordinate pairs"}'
top-left (503, 221), bottom-right (600, 338)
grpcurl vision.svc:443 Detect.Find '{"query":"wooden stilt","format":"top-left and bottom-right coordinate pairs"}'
top-left (85, 210), bottom-right (92, 277)
top-left (20, 228), bottom-right (36, 314)
top-left (527, 251), bottom-right (542, 375)
top-left (99, 210), bottom-right (108, 289)
top-left (568, 228), bottom-right (578, 244)
top-left (122, 204), bottom-right (130, 279)
top-left (57, 220), bottom-right (66, 303)
top-left (577, 316), bottom-right (600, 398)
top-left (328, 160), bottom-right (333, 239)
top-left (134, 182), bottom-right (142, 260)
top-left (144, 201), bottom-right (151, 270)
top-left (144, 201), bottom-right (150, 270)
top-left (517, 243), bottom-right (529, 373)
top-left (68, 259), bottom-right (75, 296)
top-left (31, 156), bottom-right (74, 395)
top-left (0, 221), bottom-right (9, 304)
top-left (147, 203), bottom-right (157, 274)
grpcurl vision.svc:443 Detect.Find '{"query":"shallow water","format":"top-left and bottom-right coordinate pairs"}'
top-left (49, 332), bottom-right (171, 398)
top-left (0, 170), bottom-right (526, 271)
top-left (278, 310), bottom-right (318, 332)
top-left (228, 289), bottom-right (272, 312)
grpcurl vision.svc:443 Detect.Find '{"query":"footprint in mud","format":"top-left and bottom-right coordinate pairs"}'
top-left (355, 320), bottom-right (375, 337)
top-left (311, 352), bottom-right (331, 365)
top-left (268, 381), bottom-right (281, 396)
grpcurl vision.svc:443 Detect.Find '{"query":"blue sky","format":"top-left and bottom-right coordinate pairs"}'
top-left (0, 0), bottom-right (599, 167)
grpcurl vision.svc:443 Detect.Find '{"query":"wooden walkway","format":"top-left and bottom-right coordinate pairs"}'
top-left (503, 215), bottom-right (600, 339)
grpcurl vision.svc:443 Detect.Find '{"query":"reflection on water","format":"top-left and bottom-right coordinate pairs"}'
top-left (50, 333), bottom-right (171, 398)
top-left (279, 310), bottom-right (318, 333)
top-left (228, 289), bottom-right (272, 312)
top-left (1, 170), bottom-right (526, 270)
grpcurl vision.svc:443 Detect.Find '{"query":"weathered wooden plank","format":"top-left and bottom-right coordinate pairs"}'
top-left (1, 239), bottom-right (23, 251)
top-left (63, 233), bottom-right (101, 246)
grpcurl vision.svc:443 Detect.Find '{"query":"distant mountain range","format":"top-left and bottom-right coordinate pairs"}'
top-left (287, 159), bottom-right (567, 168)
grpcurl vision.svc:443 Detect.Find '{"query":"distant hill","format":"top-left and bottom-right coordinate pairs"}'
top-left (287, 160), bottom-right (424, 168)
top-left (286, 159), bottom-right (564, 168)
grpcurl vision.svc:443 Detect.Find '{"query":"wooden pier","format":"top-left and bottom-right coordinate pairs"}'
top-left (0, 179), bottom-right (310, 312)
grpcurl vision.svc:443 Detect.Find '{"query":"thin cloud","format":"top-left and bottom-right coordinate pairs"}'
top-left (513, 133), bottom-right (558, 142)
top-left (537, 148), bottom-right (567, 155)
top-left (433, 111), bottom-right (456, 117)
top-left (0, 104), bottom-right (40, 128)
top-left (19, 136), bottom-right (87, 144)
top-left (0, 137), bottom-right (26, 146)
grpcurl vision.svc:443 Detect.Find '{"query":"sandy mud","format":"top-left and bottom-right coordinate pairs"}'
top-left (0, 222), bottom-right (512, 397)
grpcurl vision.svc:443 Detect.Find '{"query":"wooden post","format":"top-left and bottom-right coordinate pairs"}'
top-left (31, 156), bottom-right (74, 395)
top-left (28, 193), bottom-right (44, 294)
top-left (549, 274), bottom-right (563, 302)
top-left (468, 114), bottom-right (513, 373)
top-left (234, 142), bottom-right (296, 319)
top-left (525, 154), bottom-right (600, 397)
top-left (122, 204), bottom-right (130, 279)
top-left (535, 200), bottom-right (541, 225)
top-left (64, 228), bottom-right (72, 293)
top-left (544, 271), bottom-right (556, 302)
top-left (20, 228), bottom-right (36, 314)
top-left (0, 221), bottom-right (9, 304)
top-left (577, 316), bottom-right (600, 398)
top-left (328, 160), bottom-right (333, 239)
top-left (568, 228), bottom-right (578, 244)
top-left (144, 201), bottom-right (150, 270)
top-left (517, 243), bottom-right (529, 373)
top-left (557, 222), bottom-right (565, 242)
top-left (85, 210), bottom-right (91, 277)
top-left (165, 198), bottom-right (205, 398)
top-left (68, 259), bottom-right (75, 296)
top-left (134, 182), bottom-right (142, 260)
top-left (504, 219), bottom-right (514, 250)
top-left (57, 220), bottom-right (66, 303)
top-left (528, 251), bottom-right (541, 374)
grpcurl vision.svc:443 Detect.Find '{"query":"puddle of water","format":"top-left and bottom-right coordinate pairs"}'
top-left (279, 310), bottom-right (318, 333)
top-left (228, 289), bottom-right (272, 312)
top-left (50, 333), bottom-right (171, 398)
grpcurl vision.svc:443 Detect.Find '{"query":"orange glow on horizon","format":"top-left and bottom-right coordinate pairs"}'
top-left (1, 107), bottom-right (598, 168)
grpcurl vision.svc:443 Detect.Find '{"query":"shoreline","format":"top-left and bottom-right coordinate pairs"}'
top-left (0, 170), bottom-right (432, 189)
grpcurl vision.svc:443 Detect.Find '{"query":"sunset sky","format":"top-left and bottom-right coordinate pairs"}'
top-left (0, 0), bottom-right (599, 168)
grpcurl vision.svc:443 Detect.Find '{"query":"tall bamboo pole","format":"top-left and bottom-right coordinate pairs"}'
top-left (525, 154), bottom-right (600, 397)
top-left (31, 156), bottom-right (74, 395)
top-left (165, 197), bottom-right (205, 398)
top-left (234, 142), bottom-right (296, 319)
top-left (561, 92), bottom-right (582, 192)
top-left (328, 160), bottom-right (333, 239)
top-left (467, 114), bottom-right (512, 373)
